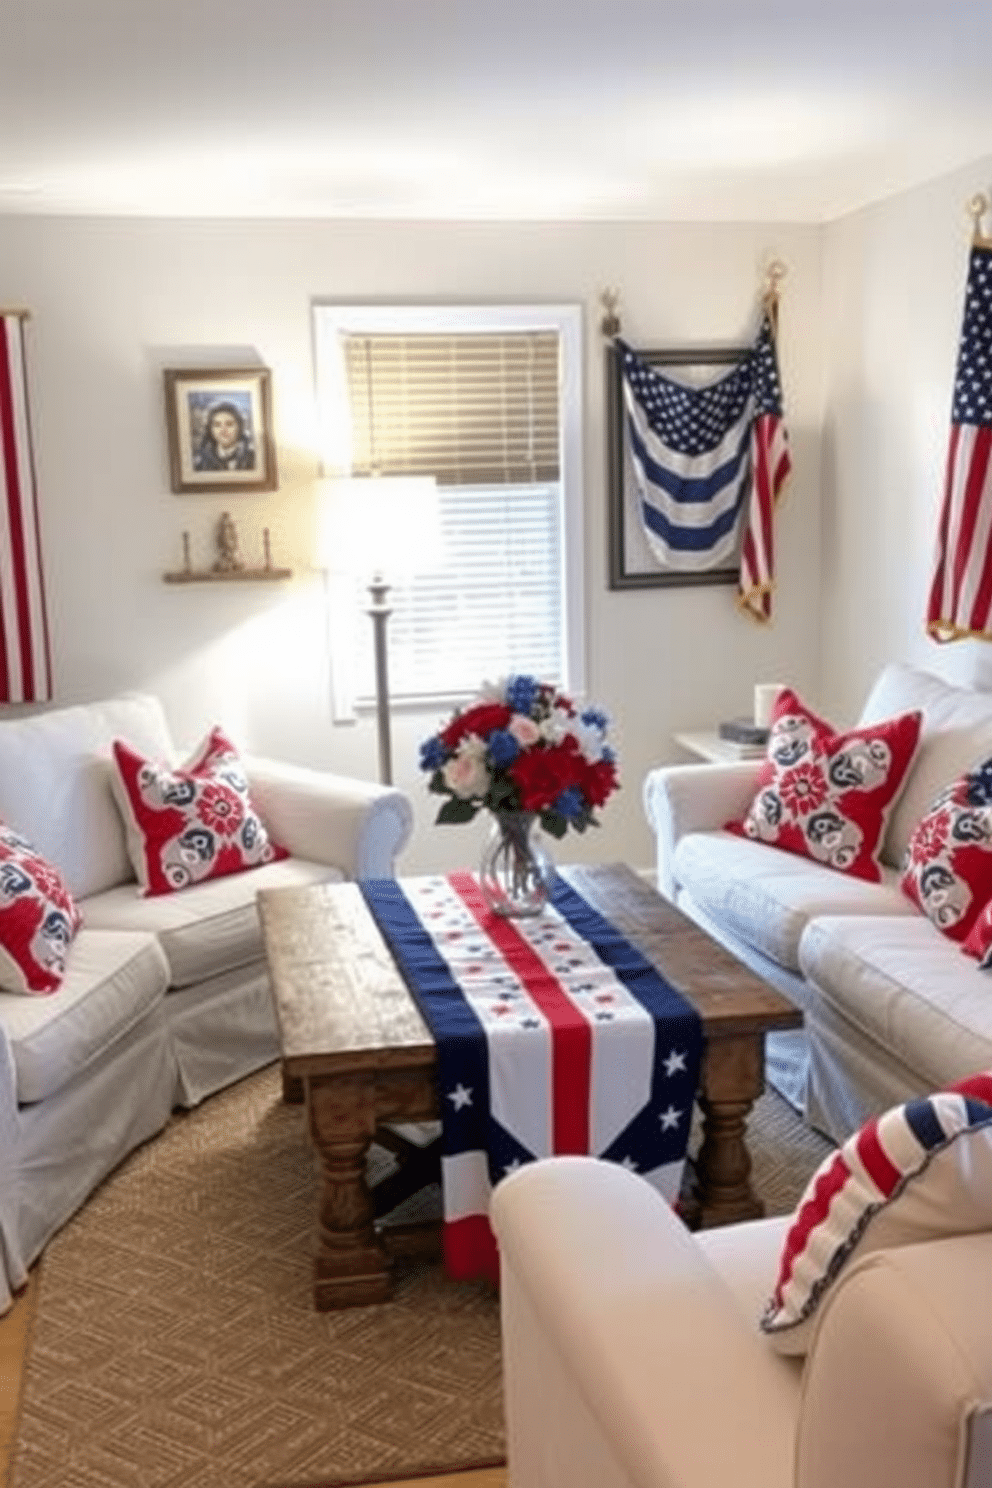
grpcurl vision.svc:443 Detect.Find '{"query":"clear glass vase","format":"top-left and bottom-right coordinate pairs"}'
top-left (479, 810), bottom-right (555, 918)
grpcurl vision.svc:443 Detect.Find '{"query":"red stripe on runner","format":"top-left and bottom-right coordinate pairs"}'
top-left (448, 870), bottom-right (592, 1155)
top-left (443, 1213), bottom-right (500, 1287)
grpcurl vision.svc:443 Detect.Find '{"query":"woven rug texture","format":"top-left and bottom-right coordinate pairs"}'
top-left (10, 1063), bottom-right (833, 1488)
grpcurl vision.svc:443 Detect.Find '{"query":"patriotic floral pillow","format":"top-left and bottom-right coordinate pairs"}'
top-left (900, 755), bottom-right (992, 942)
top-left (760, 1070), bottom-right (992, 1356)
top-left (110, 726), bottom-right (287, 897)
top-left (726, 689), bottom-right (923, 883)
top-left (0, 824), bottom-right (81, 994)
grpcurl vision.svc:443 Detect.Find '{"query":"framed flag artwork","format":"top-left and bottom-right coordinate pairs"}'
top-left (605, 316), bottom-right (791, 620)
top-left (163, 366), bottom-right (278, 494)
top-left (606, 342), bottom-right (747, 590)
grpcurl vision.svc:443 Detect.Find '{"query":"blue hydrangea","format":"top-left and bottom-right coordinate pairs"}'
top-left (419, 735), bottom-right (449, 772)
top-left (580, 706), bottom-right (609, 730)
top-left (505, 674), bottom-right (540, 715)
top-left (554, 786), bottom-right (585, 820)
top-left (487, 729), bottom-right (520, 767)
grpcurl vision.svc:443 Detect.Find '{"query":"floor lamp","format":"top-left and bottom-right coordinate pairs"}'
top-left (317, 476), bottom-right (442, 785)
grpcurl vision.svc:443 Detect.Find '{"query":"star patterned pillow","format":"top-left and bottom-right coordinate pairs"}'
top-left (0, 823), bottom-right (81, 994)
top-left (726, 688), bottom-right (923, 883)
top-left (900, 755), bottom-right (992, 942)
top-left (110, 726), bottom-right (287, 897)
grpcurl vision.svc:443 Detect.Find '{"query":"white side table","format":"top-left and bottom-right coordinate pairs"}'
top-left (674, 730), bottom-right (766, 765)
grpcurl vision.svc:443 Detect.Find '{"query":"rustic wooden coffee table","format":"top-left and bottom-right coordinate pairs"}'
top-left (257, 862), bottom-right (802, 1310)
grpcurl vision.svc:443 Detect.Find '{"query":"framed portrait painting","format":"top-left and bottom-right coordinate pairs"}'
top-left (164, 367), bottom-right (278, 493)
top-left (605, 341), bottom-right (748, 590)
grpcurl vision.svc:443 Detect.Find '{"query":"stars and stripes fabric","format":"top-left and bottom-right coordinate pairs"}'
top-left (360, 871), bottom-right (703, 1285)
top-left (926, 241), bottom-right (992, 643)
top-left (0, 315), bottom-right (51, 702)
top-left (616, 306), bottom-right (791, 621)
top-left (761, 1069), bottom-right (992, 1353)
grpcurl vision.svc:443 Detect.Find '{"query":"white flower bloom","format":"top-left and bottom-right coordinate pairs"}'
top-left (573, 716), bottom-right (608, 763)
top-left (442, 747), bottom-right (491, 800)
top-left (540, 707), bottom-right (573, 745)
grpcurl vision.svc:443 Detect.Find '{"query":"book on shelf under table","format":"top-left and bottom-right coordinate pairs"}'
top-left (718, 716), bottom-right (770, 748)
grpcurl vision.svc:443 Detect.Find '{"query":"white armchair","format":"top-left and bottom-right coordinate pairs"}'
top-left (492, 1157), bottom-right (992, 1488)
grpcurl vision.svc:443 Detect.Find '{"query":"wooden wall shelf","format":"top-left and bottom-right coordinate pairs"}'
top-left (163, 567), bottom-right (293, 584)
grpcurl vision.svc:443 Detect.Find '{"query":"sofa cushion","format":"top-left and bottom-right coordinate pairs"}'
top-left (798, 913), bottom-right (992, 1088)
top-left (110, 727), bottom-right (287, 896)
top-left (0, 825), bottom-right (81, 994)
top-left (0, 694), bottom-right (175, 901)
top-left (0, 930), bottom-right (169, 1103)
top-left (81, 856), bottom-right (343, 988)
top-left (726, 688), bottom-right (922, 883)
top-left (900, 754), bottom-right (992, 942)
top-left (761, 1070), bottom-right (992, 1355)
top-left (859, 661), bottom-right (992, 869)
top-left (673, 831), bottom-right (914, 973)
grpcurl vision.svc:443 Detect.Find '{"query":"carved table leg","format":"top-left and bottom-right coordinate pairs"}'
top-left (683, 1032), bottom-right (766, 1229)
top-left (306, 1072), bottom-right (393, 1308)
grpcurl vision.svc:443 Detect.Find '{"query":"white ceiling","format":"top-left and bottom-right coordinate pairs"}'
top-left (3, 1), bottom-right (992, 223)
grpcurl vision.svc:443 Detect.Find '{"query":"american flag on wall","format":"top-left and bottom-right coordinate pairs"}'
top-left (0, 314), bottom-right (51, 702)
top-left (360, 872), bottom-right (703, 1286)
top-left (617, 302), bottom-right (791, 621)
top-left (926, 240), bottom-right (992, 643)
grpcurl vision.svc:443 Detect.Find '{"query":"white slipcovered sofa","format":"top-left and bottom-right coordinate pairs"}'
top-left (492, 1156), bottom-right (992, 1488)
top-left (0, 693), bottom-right (412, 1312)
top-left (643, 661), bottom-right (992, 1141)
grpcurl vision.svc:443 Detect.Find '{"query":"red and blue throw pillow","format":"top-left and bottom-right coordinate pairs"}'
top-left (0, 824), bottom-right (81, 994)
top-left (110, 726), bottom-right (287, 897)
top-left (761, 1069), bottom-right (992, 1354)
top-left (727, 688), bottom-right (922, 883)
top-left (900, 755), bottom-right (992, 943)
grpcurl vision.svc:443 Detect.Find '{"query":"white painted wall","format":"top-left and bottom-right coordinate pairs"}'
top-left (819, 155), bottom-right (992, 719)
top-left (0, 217), bottom-right (824, 874)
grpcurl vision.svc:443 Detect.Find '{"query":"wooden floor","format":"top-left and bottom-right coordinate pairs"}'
top-left (0, 1269), bottom-right (506, 1487)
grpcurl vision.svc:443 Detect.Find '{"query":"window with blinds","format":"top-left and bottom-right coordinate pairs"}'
top-left (313, 304), bottom-right (585, 710)
top-left (342, 331), bottom-right (561, 487)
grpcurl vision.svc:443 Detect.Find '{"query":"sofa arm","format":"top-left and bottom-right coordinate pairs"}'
top-left (244, 757), bottom-right (413, 879)
top-left (492, 1158), bottom-right (797, 1488)
top-left (797, 1233), bottom-right (992, 1488)
top-left (643, 761), bottom-right (763, 899)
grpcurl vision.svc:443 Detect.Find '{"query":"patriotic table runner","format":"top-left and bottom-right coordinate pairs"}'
top-left (360, 871), bottom-right (703, 1285)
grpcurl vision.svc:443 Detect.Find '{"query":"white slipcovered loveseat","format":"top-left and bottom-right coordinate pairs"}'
top-left (0, 692), bottom-right (412, 1312)
top-left (643, 661), bottom-right (992, 1141)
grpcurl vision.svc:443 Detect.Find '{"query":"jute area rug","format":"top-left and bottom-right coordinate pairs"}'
top-left (10, 1064), bottom-right (834, 1488)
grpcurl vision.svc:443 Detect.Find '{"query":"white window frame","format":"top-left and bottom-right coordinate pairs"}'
top-left (312, 302), bottom-right (586, 717)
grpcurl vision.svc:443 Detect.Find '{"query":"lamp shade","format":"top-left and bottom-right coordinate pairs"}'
top-left (316, 475), bottom-right (443, 579)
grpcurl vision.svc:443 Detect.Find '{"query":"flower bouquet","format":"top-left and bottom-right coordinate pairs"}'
top-left (419, 674), bottom-right (619, 916)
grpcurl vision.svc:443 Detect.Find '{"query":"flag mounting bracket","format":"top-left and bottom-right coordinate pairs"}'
top-left (599, 288), bottom-right (621, 339)
top-left (968, 193), bottom-right (991, 243)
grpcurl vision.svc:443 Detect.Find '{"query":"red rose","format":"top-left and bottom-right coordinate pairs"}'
top-left (510, 738), bottom-right (584, 811)
top-left (581, 757), bottom-right (619, 808)
top-left (441, 702), bottom-right (512, 750)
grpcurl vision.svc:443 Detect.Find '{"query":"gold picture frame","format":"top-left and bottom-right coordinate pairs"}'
top-left (164, 366), bottom-right (278, 494)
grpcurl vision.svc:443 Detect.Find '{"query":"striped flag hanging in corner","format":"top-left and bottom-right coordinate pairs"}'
top-left (926, 239), bottom-right (992, 643)
top-left (617, 300), bottom-right (791, 622)
top-left (0, 313), bottom-right (51, 702)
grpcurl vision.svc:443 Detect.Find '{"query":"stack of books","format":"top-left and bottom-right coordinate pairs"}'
top-left (717, 716), bottom-right (770, 758)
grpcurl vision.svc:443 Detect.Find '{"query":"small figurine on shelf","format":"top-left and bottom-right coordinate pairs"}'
top-left (212, 511), bottom-right (244, 573)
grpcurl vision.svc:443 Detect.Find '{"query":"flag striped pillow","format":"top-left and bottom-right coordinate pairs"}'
top-left (761, 1071), bottom-right (992, 1355)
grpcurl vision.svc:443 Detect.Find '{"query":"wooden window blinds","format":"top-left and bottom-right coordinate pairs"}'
top-left (341, 330), bottom-right (561, 486)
